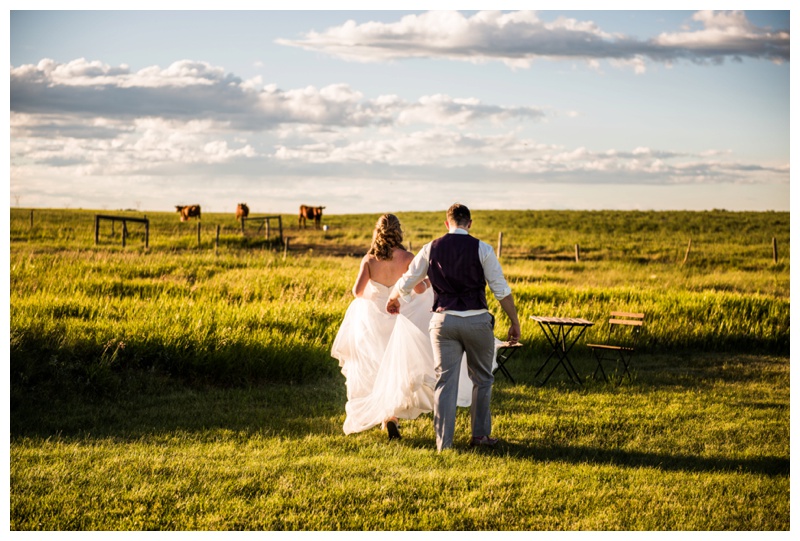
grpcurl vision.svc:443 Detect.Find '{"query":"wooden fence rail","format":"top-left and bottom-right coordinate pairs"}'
top-left (95, 214), bottom-right (149, 248)
top-left (490, 232), bottom-right (783, 266)
top-left (241, 215), bottom-right (284, 244)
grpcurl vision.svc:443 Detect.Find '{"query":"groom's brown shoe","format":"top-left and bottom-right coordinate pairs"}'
top-left (469, 435), bottom-right (498, 447)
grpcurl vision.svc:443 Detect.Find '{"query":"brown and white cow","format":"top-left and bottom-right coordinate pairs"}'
top-left (176, 204), bottom-right (201, 222)
top-left (236, 203), bottom-right (249, 222)
top-left (299, 205), bottom-right (325, 229)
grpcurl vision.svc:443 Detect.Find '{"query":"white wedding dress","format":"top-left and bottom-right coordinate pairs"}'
top-left (331, 279), bottom-right (499, 435)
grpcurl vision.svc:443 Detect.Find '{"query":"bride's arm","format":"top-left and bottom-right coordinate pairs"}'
top-left (412, 277), bottom-right (430, 294)
top-left (352, 256), bottom-right (371, 297)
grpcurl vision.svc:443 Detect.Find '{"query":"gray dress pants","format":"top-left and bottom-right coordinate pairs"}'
top-left (429, 311), bottom-right (495, 451)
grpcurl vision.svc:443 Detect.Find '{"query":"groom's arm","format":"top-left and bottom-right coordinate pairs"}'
top-left (386, 244), bottom-right (431, 314)
top-left (479, 241), bottom-right (520, 343)
top-left (498, 294), bottom-right (521, 344)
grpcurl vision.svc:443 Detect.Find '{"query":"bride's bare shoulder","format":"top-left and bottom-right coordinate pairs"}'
top-left (393, 247), bottom-right (415, 261)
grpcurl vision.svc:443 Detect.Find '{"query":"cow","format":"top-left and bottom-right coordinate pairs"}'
top-left (236, 203), bottom-right (249, 222)
top-left (299, 205), bottom-right (325, 229)
top-left (175, 204), bottom-right (201, 222)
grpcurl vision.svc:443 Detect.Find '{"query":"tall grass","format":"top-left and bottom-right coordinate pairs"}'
top-left (10, 208), bottom-right (789, 395)
top-left (11, 249), bottom-right (350, 396)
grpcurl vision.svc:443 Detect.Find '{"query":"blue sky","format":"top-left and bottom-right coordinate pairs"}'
top-left (7, 4), bottom-right (792, 214)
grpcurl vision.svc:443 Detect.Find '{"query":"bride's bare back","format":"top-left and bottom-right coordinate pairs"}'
top-left (352, 213), bottom-right (429, 298)
top-left (367, 248), bottom-right (415, 287)
top-left (353, 247), bottom-right (414, 296)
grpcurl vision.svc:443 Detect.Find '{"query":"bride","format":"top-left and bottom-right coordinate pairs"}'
top-left (331, 213), bottom-right (496, 440)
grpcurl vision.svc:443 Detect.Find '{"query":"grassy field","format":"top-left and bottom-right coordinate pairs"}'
top-left (9, 207), bottom-right (790, 530)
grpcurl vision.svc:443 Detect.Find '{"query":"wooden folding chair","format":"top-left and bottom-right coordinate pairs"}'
top-left (586, 311), bottom-right (644, 384)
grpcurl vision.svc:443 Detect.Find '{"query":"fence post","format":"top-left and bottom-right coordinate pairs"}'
top-left (95, 215), bottom-right (100, 245)
top-left (266, 218), bottom-right (270, 240)
top-left (497, 232), bottom-right (503, 258)
top-left (574, 244), bottom-right (581, 262)
top-left (197, 222), bottom-right (201, 248)
top-left (772, 237), bottom-right (778, 264)
top-left (215, 225), bottom-right (221, 255)
top-left (122, 220), bottom-right (128, 248)
top-left (144, 216), bottom-right (149, 249)
top-left (30, 209), bottom-right (34, 229)
top-left (682, 239), bottom-right (692, 266)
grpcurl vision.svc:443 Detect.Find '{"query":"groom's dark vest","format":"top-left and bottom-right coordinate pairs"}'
top-left (428, 233), bottom-right (488, 313)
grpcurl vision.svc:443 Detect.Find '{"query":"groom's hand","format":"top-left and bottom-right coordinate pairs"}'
top-left (507, 322), bottom-right (521, 344)
top-left (386, 297), bottom-right (401, 315)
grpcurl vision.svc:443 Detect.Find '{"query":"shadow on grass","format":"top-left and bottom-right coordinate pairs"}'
top-left (495, 441), bottom-right (789, 477)
top-left (11, 347), bottom-right (788, 482)
top-left (10, 377), bottom-right (348, 442)
top-left (497, 351), bottom-right (790, 389)
top-left (12, 376), bottom-right (789, 480)
top-left (11, 337), bottom-right (341, 399)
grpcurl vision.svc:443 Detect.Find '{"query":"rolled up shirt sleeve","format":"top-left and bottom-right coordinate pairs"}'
top-left (395, 243), bottom-right (431, 302)
top-left (479, 241), bottom-right (512, 301)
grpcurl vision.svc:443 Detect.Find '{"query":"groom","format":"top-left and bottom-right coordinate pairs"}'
top-left (386, 203), bottom-right (521, 451)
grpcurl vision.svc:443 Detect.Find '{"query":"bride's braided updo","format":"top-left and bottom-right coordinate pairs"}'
top-left (368, 213), bottom-right (405, 261)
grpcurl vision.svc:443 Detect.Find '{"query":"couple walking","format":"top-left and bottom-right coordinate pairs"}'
top-left (331, 203), bottom-right (521, 451)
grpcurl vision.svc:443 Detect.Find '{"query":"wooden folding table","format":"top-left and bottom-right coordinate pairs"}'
top-left (530, 316), bottom-right (594, 385)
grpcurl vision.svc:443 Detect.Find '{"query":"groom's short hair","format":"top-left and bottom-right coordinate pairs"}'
top-left (447, 203), bottom-right (471, 227)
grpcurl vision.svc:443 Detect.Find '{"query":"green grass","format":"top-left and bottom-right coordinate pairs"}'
top-left (9, 207), bottom-right (790, 530)
top-left (11, 353), bottom-right (789, 530)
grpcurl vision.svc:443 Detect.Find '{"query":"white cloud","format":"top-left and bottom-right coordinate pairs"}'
top-left (396, 94), bottom-right (545, 126)
top-left (269, 124), bottom-right (788, 186)
top-left (8, 57), bottom-right (555, 192)
top-left (11, 58), bottom-right (546, 130)
top-left (487, 144), bottom-right (788, 184)
top-left (273, 128), bottom-right (555, 167)
top-left (11, 114), bottom-right (257, 174)
top-left (276, 10), bottom-right (789, 72)
top-left (20, 58), bottom-right (226, 88)
top-left (653, 10), bottom-right (789, 63)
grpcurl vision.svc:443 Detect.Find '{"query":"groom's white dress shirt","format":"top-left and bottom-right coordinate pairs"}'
top-left (394, 227), bottom-right (512, 317)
